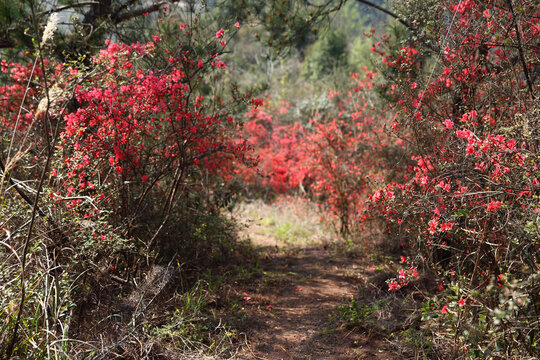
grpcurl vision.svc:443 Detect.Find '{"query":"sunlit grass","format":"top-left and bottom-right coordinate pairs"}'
top-left (235, 197), bottom-right (332, 247)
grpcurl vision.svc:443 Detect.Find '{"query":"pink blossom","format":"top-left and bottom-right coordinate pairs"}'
top-left (428, 218), bottom-right (438, 235)
top-left (443, 119), bottom-right (454, 129)
top-left (506, 139), bottom-right (516, 150)
top-left (440, 222), bottom-right (454, 231)
top-left (487, 201), bottom-right (502, 212)
top-left (456, 129), bottom-right (472, 139)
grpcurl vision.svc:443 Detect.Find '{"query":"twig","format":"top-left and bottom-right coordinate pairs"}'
top-left (5, 3), bottom-right (60, 356)
top-left (37, 2), bottom-right (100, 16)
top-left (505, 0), bottom-right (536, 100)
top-left (355, 0), bottom-right (412, 29)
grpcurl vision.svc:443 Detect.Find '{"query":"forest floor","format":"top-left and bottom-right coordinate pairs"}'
top-left (229, 199), bottom-right (411, 360)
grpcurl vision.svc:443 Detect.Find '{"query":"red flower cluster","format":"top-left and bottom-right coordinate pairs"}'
top-left (236, 70), bottom-right (389, 234)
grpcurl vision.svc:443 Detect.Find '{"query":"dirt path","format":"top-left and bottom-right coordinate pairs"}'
top-left (233, 201), bottom-right (399, 360)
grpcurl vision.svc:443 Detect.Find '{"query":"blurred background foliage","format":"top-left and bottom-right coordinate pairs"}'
top-left (1, 0), bottom-right (393, 120)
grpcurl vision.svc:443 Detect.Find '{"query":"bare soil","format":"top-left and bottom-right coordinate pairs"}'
top-left (232, 201), bottom-right (402, 360)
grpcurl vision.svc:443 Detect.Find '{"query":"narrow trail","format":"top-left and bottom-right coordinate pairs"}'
top-left (233, 200), bottom-right (399, 360)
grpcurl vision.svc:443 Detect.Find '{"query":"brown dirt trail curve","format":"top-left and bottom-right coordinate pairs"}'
top-left (233, 201), bottom-right (401, 360)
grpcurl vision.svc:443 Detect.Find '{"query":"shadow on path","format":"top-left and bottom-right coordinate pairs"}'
top-left (237, 245), bottom-right (396, 360)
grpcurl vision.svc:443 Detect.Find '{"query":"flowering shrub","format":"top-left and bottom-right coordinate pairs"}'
top-left (236, 105), bottom-right (307, 193)
top-left (368, 0), bottom-right (539, 356)
top-left (0, 18), bottom-right (254, 357)
top-left (51, 23), bottom-right (255, 236)
top-left (235, 0), bottom-right (539, 356)
top-left (301, 71), bottom-right (394, 234)
top-left (236, 69), bottom-right (396, 235)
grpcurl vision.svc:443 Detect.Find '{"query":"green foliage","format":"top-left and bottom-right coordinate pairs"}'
top-left (398, 327), bottom-right (434, 357)
top-left (151, 280), bottom-right (238, 353)
top-left (349, 36), bottom-right (373, 70)
top-left (0, 0), bottom-right (30, 51)
top-left (393, 0), bottom-right (441, 36)
top-left (333, 297), bottom-right (379, 327)
top-left (217, 0), bottom-right (336, 51)
top-left (303, 28), bottom-right (348, 81)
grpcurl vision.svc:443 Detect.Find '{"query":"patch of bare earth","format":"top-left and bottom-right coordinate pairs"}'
top-left (232, 200), bottom-right (400, 360)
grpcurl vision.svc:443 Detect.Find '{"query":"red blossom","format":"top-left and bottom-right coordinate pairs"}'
top-left (486, 201), bottom-right (502, 212)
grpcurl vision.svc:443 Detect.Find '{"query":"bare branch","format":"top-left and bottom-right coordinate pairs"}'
top-left (0, 37), bottom-right (15, 48)
top-left (37, 2), bottom-right (100, 16)
top-left (355, 0), bottom-right (412, 30)
top-left (111, 0), bottom-right (139, 18)
top-left (112, 1), bottom-right (167, 24)
top-left (505, 0), bottom-right (536, 100)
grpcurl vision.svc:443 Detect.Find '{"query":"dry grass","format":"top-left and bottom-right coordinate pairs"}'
top-left (233, 196), bottom-right (333, 248)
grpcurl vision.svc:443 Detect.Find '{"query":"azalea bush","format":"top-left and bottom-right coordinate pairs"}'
top-left (56, 30), bottom-right (251, 244)
top-left (300, 71), bottom-right (396, 235)
top-left (0, 15), bottom-right (255, 357)
top-left (236, 0), bottom-right (539, 356)
top-left (236, 69), bottom-right (397, 235)
top-left (368, 0), bottom-right (539, 357)
top-left (236, 104), bottom-right (307, 194)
